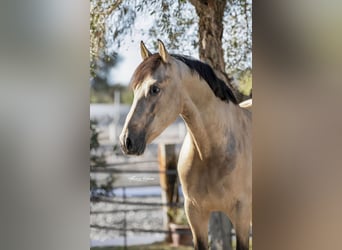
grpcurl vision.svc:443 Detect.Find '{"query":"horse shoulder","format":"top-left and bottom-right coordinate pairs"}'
top-left (177, 133), bottom-right (196, 183)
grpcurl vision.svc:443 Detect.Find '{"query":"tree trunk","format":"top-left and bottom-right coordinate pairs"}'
top-left (189, 0), bottom-right (247, 103)
top-left (188, 1), bottom-right (234, 249)
top-left (190, 0), bottom-right (227, 74)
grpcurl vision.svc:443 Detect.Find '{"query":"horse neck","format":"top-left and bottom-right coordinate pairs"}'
top-left (180, 74), bottom-right (241, 160)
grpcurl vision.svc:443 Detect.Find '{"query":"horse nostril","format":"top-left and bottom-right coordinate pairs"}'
top-left (126, 136), bottom-right (133, 151)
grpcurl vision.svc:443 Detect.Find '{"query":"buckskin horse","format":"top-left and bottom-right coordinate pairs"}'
top-left (120, 40), bottom-right (251, 250)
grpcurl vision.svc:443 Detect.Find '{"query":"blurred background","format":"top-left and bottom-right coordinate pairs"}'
top-left (1, 0), bottom-right (342, 250)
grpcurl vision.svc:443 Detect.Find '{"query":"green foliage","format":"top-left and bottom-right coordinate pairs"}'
top-left (223, 0), bottom-right (252, 73)
top-left (90, 120), bottom-right (106, 168)
top-left (90, 0), bottom-right (124, 63)
top-left (90, 51), bottom-right (133, 105)
top-left (90, 84), bottom-right (133, 104)
top-left (237, 68), bottom-right (252, 96)
top-left (167, 208), bottom-right (188, 225)
top-left (90, 0), bottom-right (252, 97)
top-left (90, 120), bottom-right (116, 191)
top-left (90, 88), bottom-right (114, 103)
top-left (91, 0), bottom-right (198, 56)
top-left (90, 0), bottom-right (251, 71)
top-left (90, 51), bottom-right (121, 85)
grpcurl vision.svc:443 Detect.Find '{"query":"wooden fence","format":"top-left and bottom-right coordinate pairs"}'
top-left (90, 143), bottom-right (249, 249)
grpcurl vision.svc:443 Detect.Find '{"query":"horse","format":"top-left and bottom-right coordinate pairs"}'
top-left (119, 40), bottom-right (252, 250)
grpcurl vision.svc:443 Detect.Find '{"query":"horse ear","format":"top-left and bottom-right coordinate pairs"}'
top-left (157, 39), bottom-right (169, 63)
top-left (140, 41), bottom-right (152, 60)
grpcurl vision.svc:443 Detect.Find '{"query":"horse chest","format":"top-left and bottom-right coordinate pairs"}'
top-left (178, 133), bottom-right (243, 209)
top-left (178, 156), bottom-right (235, 208)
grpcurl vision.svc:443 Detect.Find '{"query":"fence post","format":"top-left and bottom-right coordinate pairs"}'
top-left (158, 143), bottom-right (178, 242)
top-left (123, 187), bottom-right (127, 250)
top-left (209, 212), bottom-right (232, 250)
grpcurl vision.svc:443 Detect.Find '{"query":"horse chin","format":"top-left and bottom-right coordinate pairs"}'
top-left (125, 141), bottom-right (146, 156)
top-left (119, 139), bottom-right (146, 156)
top-left (135, 143), bottom-right (146, 156)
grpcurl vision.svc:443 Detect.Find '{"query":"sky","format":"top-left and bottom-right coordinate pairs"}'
top-left (109, 42), bottom-right (142, 85)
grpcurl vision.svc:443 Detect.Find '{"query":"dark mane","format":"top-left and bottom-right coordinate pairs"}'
top-left (130, 53), bottom-right (237, 104)
top-left (172, 54), bottom-right (238, 104)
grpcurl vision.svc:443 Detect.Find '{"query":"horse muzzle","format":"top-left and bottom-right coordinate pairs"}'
top-left (119, 130), bottom-right (146, 155)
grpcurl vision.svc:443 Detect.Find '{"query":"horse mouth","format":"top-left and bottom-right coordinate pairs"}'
top-left (120, 135), bottom-right (146, 156)
top-left (122, 145), bottom-right (146, 156)
top-left (126, 143), bottom-right (146, 156)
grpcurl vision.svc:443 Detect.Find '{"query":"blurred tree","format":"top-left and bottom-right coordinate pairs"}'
top-left (90, 120), bottom-right (116, 193)
top-left (90, 50), bottom-right (134, 104)
top-left (90, 0), bottom-right (123, 63)
top-left (90, 120), bottom-right (106, 191)
top-left (90, 84), bottom-right (133, 104)
top-left (188, 0), bottom-right (252, 101)
top-left (237, 67), bottom-right (252, 96)
top-left (90, 51), bottom-right (120, 88)
top-left (90, 0), bottom-right (251, 98)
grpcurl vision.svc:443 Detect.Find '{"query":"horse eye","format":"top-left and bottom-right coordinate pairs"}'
top-left (149, 85), bottom-right (160, 96)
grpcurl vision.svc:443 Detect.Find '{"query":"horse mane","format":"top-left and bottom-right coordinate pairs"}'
top-left (172, 54), bottom-right (238, 104)
top-left (131, 53), bottom-right (238, 104)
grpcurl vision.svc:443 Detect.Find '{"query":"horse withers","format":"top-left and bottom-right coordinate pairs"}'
top-left (120, 40), bottom-right (252, 250)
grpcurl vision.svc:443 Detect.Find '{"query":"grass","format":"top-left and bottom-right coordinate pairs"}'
top-left (91, 241), bottom-right (192, 250)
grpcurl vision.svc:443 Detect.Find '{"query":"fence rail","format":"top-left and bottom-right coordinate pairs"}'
top-left (90, 167), bottom-right (177, 175)
top-left (90, 225), bottom-right (244, 236)
top-left (95, 160), bottom-right (158, 167)
top-left (91, 145), bottom-right (183, 248)
top-left (91, 225), bottom-right (177, 234)
top-left (90, 225), bottom-right (249, 237)
top-left (91, 195), bottom-right (183, 207)
top-left (90, 207), bottom-right (159, 214)
top-left (90, 143), bottom-right (250, 249)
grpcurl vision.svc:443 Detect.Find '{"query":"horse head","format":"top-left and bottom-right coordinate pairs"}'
top-left (120, 40), bottom-right (183, 155)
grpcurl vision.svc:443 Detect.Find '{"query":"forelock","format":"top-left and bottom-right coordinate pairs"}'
top-left (130, 54), bottom-right (163, 89)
